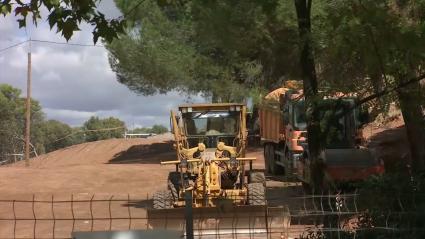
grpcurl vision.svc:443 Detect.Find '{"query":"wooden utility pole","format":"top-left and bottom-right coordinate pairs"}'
top-left (25, 47), bottom-right (31, 167)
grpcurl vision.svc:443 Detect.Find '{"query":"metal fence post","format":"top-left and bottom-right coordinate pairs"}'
top-left (185, 189), bottom-right (194, 239)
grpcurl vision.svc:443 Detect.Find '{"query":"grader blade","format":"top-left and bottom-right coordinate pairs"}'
top-left (148, 205), bottom-right (290, 237)
top-left (148, 205), bottom-right (268, 236)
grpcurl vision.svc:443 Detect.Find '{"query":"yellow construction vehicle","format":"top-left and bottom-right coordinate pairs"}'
top-left (149, 103), bottom-right (269, 235)
top-left (155, 103), bottom-right (265, 208)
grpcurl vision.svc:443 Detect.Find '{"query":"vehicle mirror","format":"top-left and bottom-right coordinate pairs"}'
top-left (358, 109), bottom-right (369, 126)
top-left (169, 117), bottom-right (174, 131)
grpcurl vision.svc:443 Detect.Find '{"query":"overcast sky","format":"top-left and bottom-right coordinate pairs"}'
top-left (0, 0), bottom-right (204, 128)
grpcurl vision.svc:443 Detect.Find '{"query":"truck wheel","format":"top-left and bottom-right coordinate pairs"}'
top-left (247, 183), bottom-right (266, 205)
top-left (302, 181), bottom-right (311, 194)
top-left (264, 144), bottom-right (272, 174)
top-left (268, 145), bottom-right (284, 175)
top-left (167, 172), bottom-right (181, 200)
top-left (249, 171), bottom-right (266, 185)
top-left (153, 190), bottom-right (174, 209)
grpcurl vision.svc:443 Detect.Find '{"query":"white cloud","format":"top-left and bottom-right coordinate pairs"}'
top-left (0, 1), bottom-right (207, 128)
top-left (39, 71), bottom-right (61, 82)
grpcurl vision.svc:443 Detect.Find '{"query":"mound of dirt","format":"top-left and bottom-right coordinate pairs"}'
top-left (363, 111), bottom-right (410, 172)
top-left (0, 134), bottom-right (176, 197)
top-left (10, 133), bottom-right (174, 168)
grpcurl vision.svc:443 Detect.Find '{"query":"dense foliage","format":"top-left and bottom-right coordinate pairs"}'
top-left (108, 0), bottom-right (424, 166)
top-left (0, 84), bottom-right (47, 161)
top-left (108, 0), bottom-right (301, 102)
top-left (83, 116), bottom-right (126, 141)
top-left (0, 0), bottom-right (125, 43)
top-left (129, 124), bottom-right (169, 135)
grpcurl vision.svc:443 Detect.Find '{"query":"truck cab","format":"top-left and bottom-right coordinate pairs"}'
top-left (259, 89), bottom-right (384, 184)
top-left (297, 98), bottom-right (384, 184)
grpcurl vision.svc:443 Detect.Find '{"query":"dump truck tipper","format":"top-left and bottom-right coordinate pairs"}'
top-left (259, 86), bottom-right (384, 185)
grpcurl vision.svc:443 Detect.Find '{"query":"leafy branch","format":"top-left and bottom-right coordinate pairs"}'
top-left (0, 0), bottom-right (126, 43)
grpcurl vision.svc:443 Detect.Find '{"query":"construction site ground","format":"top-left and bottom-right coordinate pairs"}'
top-left (0, 118), bottom-right (409, 238)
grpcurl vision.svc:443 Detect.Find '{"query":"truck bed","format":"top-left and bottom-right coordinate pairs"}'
top-left (258, 103), bottom-right (284, 144)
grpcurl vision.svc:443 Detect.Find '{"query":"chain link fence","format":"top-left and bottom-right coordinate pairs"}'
top-left (0, 191), bottom-right (423, 239)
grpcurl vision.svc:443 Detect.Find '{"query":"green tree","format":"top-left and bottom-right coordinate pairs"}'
top-left (83, 116), bottom-right (126, 141)
top-left (0, 0), bottom-right (125, 43)
top-left (39, 120), bottom-right (74, 153)
top-left (0, 84), bottom-right (46, 161)
top-left (317, 0), bottom-right (425, 171)
top-left (107, 0), bottom-right (301, 102)
top-left (0, 85), bottom-right (21, 162)
top-left (293, 0), bottom-right (324, 192)
top-left (150, 124), bottom-right (168, 134)
top-left (129, 124), bottom-right (168, 134)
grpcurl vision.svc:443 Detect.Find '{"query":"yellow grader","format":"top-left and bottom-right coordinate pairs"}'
top-left (148, 103), bottom-right (272, 236)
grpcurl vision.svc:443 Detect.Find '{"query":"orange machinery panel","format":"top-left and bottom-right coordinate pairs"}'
top-left (258, 106), bottom-right (283, 143)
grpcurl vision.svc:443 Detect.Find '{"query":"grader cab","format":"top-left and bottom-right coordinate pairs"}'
top-left (148, 103), bottom-right (270, 234)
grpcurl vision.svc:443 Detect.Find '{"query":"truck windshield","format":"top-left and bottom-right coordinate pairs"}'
top-left (318, 99), bottom-right (355, 148)
top-left (293, 101), bottom-right (307, 130)
top-left (183, 111), bottom-right (239, 136)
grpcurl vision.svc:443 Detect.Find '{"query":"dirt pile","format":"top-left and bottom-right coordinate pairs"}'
top-left (0, 134), bottom-right (176, 197)
top-left (363, 105), bottom-right (409, 172)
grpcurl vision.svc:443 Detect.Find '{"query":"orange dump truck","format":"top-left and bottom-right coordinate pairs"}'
top-left (259, 88), bottom-right (306, 175)
top-left (259, 87), bottom-right (384, 185)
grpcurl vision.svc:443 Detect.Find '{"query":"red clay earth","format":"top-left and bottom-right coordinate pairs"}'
top-left (0, 119), bottom-right (409, 239)
top-left (0, 134), bottom-right (276, 238)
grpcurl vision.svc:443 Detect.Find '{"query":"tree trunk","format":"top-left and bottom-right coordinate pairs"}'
top-left (397, 80), bottom-right (425, 172)
top-left (369, 73), bottom-right (385, 120)
top-left (294, 0), bottom-right (324, 191)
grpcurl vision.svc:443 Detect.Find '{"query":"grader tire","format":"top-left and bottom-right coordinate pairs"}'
top-left (153, 190), bottom-right (174, 209)
top-left (167, 172), bottom-right (180, 200)
top-left (249, 172), bottom-right (266, 185)
top-left (247, 183), bottom-right (266, 206)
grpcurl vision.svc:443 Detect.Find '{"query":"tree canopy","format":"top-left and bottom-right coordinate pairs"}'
top-left (129, 124), bottom-right (168, 135)
top-left (107, 0), bottom-right (424, 174)
top-left (0, 0), bottom-right (126, 43)
top-left (107, 0), bottom-right (302, 102)
top-left (83, 116), bottom-right (126, 141)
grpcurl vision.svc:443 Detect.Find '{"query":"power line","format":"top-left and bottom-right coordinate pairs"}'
top-left (30, 39), bottom-right (105, 48)
top-left (0, 39), bottom-right (104, 55)
top-left (121, 0), bottom-right (146, 18)
top-left (0, 40), bottom-right (29, 53)
top-left (0, 1), bottom-right (146, 54)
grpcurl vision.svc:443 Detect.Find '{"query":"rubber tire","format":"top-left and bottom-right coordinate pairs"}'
top-left (153, 190), bottom-right (174, 209)
top-left (249, 172), bottom-right (266, 185)
top-left (247, 183), bottom-right (266, 206)
top-left (263, 144), bottom-right (270, 173)
top-left (268, 145), bottom-right (284, 175)
top-left (167, 172), bottom-right (181, 200)
top-left (264, 144), bottom-right (272, 174)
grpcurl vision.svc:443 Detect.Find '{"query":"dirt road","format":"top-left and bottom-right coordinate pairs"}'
top-left (0, 134), bottom-right (301, 238)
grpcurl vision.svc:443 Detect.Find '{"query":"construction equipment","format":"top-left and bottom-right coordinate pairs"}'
top-left (148, 103), bottom-right (275, 236)
top-left (259, 85), bottom-right (384, 185)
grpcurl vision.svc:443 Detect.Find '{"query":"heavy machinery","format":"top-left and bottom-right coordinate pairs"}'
top-left (259, 87), bottom-right (305, 175)
top-left (148, 103), bottom-right (278, 236)
top-left (259, 86), bottom-right (384, 185)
